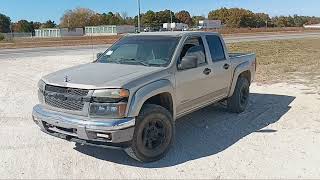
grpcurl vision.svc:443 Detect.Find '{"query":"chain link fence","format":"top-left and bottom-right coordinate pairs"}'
top-left (1, 32), bottom-right (33, 40)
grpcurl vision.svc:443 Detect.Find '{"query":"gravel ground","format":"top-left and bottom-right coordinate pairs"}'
top-left (0, 52), bottom-right (320, 179)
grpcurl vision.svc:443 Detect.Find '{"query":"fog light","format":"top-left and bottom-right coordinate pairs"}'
top-left (32, 116), bottom-right (39, 125)
top-left (97, 133), bottom-right (111, 140)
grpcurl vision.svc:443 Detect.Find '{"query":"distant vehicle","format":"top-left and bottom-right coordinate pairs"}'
top-left (199, 20), bottom-right (222, 29)
top-left (143, 27), bottom-right (160, 32)
top-left (32, 31), bottom-right (256, 162)
top-left (158, 28), bottom-right (166, 32)
top-left (163, 23), bottom-right (188, 31)
top-left (143, 27), bottom-right (151, 32)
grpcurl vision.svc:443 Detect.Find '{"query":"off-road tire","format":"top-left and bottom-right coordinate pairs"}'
top-left (125, 104), bottom-right (175, 162)
top-left (227, 77), bottom-right (250, 113)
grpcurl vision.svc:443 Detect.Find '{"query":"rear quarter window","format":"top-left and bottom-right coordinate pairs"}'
top-left (206, 35), bottom-right (226, 62)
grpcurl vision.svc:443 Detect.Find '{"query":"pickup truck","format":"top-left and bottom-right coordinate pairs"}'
top-left (32, 32), bottom-right (256, 162)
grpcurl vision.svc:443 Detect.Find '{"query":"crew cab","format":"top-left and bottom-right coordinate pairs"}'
top-left (32, 32), bottom-right (256, 162)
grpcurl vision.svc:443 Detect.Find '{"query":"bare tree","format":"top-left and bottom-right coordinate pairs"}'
top-left (121, 11), bottom-right (128, 20)
top-left (60, 8), bottom-right (95, 28)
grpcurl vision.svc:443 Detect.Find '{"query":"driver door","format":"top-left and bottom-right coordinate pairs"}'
top-left (175, 36), bottom-right (215, 116)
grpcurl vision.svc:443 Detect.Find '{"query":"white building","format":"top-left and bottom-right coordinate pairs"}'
top-left (35, 28), bottom-right (61, 38)
top-left (199, 20), bottom-right (222, 29)
top-left (34, 28), bottom-right (83, 38)
top-left (85, 25), bottom-right (135, 36)
top-left (163, 23), bottom-right (188, 31)
top-left (303, 24), bottom-right (320, 29)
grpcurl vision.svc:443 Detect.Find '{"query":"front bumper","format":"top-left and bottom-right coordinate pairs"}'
top-left (32, 104), bottom-right (135, 149)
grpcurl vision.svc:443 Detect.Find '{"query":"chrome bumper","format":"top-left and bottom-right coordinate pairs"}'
top-left (32, 104), bottom-right (135, 146)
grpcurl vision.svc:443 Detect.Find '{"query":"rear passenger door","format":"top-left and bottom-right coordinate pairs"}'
top-left (205, 35), bottom-right (232, 98)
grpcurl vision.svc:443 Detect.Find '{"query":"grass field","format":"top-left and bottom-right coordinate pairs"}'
top-left (228, 38), bottom-right (320, 90)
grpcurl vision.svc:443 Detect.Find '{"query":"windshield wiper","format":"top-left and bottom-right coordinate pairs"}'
top-left (118, 58), bottom-right (150, 66)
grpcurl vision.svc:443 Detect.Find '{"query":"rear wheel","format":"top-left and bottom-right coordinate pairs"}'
top-left (125, 104), bottom-right (174, 162)
top-left (227, 77), bottom-right (250, 113)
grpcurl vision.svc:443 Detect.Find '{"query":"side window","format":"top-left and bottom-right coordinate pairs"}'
top-left (180, 36), bottom-right (206, 66)
top-left (206, 35), bottom-right (226, 62)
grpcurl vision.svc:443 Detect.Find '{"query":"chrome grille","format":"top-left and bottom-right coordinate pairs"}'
top-left (45, 85), bottom-right (89, 96)
top-left (44, 85), bottom-right (89, 111)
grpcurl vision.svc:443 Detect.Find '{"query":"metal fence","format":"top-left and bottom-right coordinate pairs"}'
top-left (1, 32), bottom-right (33, 40)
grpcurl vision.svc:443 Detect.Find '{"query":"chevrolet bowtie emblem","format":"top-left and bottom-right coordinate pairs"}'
top-left (64, 75), bottom-right (70, 82)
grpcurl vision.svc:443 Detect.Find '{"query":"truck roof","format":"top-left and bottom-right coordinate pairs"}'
top-left (127, 31), bottom-right (220, 37)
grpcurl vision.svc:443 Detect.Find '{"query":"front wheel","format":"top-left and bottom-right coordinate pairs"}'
top-left (227, 77), bottom-right (250, 113)
top-left (125, 104), bottom-right (174, 162)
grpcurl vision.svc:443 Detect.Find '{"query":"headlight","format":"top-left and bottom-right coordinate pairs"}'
top-left (89, 103), bottom-right (127, 118)
top-left (37, 79), bottom-right (46, 91)
top-left (91, 89), bottom-right (129, 103)
top-left (90, 89), bottom-right (129, 118)
top-left (37, 80), bottom-right (46, 104)
top-left (92, 89), bottom-right (129, 99)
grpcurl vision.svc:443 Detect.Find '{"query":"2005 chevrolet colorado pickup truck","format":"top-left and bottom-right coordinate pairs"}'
top-left (32, 31), bottom-right (256, 162)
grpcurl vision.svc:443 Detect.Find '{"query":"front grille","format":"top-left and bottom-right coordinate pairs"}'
top-left (45, 85), bottom-right (89, 96)
top-left (45, 95), bottom-right (85, 111)
top-left (44, 85), bottom-right (89, 111)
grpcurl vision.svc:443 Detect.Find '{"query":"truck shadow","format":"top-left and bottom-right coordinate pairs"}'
top-left (74, 93), bottom-right (295, 168)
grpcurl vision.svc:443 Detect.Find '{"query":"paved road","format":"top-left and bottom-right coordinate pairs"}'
top-left (224, 32), bottom-right (320, 43)
top-left (0, 45), bottom-right (107, 59)
top-left (1, 32), bottom-right (320, 59)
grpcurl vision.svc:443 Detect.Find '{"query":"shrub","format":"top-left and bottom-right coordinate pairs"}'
top-left (0, 33), bottom-right (4, 41)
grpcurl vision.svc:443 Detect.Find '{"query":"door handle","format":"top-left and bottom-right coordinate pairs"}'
top-left (203, 68), bottom-right (212, 75)
top-left (223, 63), bottom-right (230, 70)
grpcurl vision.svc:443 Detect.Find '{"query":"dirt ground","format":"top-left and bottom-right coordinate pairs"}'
top-left (0, 39), bottom-right (320, 179)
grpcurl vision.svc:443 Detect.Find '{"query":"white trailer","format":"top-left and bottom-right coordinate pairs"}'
top-left (85, 25), bottom-right (135, 36)
top-left (163, 23), bottom-right (188, 31)
top-left (303, 24), bottom-right (320, 29)
top-left (199, 20), bottom-right (222, 29)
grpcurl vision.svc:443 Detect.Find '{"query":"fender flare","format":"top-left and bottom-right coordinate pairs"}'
top-left (228, 61), bottom-right (251, 97)
top-left (127, 79), bottom-right (175, 118)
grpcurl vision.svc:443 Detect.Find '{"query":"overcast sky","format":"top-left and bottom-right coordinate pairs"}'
top-left (1, 0), bottom-right (319, 23)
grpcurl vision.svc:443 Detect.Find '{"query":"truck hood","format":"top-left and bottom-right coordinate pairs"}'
top-left (42, 63), bottom-right (164, 89)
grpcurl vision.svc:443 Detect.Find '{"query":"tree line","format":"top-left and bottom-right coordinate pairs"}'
top-left (208, 8), bottom-right (320, 28)
top-left (1, 7), bottom-right (320, 33)
top-left (0, 13), bottom-right (56, 33)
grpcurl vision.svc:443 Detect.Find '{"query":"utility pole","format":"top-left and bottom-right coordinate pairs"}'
top-left (68, 17), bottom-right (70, 29)
top-left (170, 10), bottom-right (173, 31)
top-left (10, 23), bottom-right (13, 40)
top-left (265, 20), bottom-right (268, 29)
top-left (137, 0), bottom-right (141, 32)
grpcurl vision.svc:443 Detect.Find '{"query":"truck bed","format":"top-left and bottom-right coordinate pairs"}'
top-left (229, 52), bottom-right (255, 59)
top-left (228, 52), bottom-right (256, 83)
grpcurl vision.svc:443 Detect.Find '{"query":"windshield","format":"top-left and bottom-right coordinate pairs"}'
top-left (96, 35), bottom-right (180, 67)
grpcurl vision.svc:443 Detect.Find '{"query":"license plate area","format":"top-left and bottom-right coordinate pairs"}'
top-left (44, 122), bottom-right (78, 137)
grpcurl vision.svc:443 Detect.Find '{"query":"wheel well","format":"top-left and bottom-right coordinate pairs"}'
top-left (239, 70), bottom-right (251, 84)
top-left (144, 93), bottom-right (173, 116)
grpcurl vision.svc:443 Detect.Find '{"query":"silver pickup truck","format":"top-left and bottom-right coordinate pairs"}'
top-left (32, 31), bottom-right (256, 162)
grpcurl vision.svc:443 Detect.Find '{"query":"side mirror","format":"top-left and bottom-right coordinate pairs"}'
top-left (96, 52), bottom-right (103, 59)
top-left (178, 56), bottom-right (198, 70)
